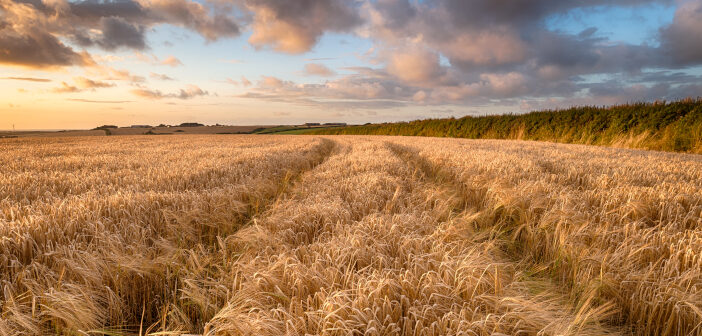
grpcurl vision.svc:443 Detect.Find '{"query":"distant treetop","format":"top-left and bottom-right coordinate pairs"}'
top-left (179, 122), bottom-right (204, 127)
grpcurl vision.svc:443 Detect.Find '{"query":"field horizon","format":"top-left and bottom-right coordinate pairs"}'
top-left (4, 98), bottom-right (702, 156)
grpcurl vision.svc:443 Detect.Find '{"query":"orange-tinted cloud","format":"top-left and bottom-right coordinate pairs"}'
top-left (161, 56), bottom-right (183, 67)
top-left (386, 49), bottom-right (445, 86)
top-left (52, 82), bottom-right (81, 93)
top-left (68, 99), bottom-right (133, 104)
top-left (51, 77), bottom-right (114, 93)
top-left (225, 76), bottom-right (252, 86)
top-left (131, 85), bottom-right (208, 99)
top-left (246, 0), bottom-right (361, 53)
top-left (74, 77), bottom-right (115, 90)
top-left (303, 63), bottom-right (337, 77)
top-left (1, 77), bottom-right (51, 82)
top-left (85, 66), bottom-right (145, 83)
top-left (150, 73), bottom-right (175, 81)
top-left (0, 0), bottom-right (239, 69)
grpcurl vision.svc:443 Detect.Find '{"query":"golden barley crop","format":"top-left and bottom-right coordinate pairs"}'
top-left (0, 135), bottom-right (700, 336)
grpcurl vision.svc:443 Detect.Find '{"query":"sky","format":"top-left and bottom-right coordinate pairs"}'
top-left (1, 0), bottom-right (702, 129)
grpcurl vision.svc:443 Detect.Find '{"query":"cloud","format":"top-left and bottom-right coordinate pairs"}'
top-left (0, 1), bottom-right (91, 69)
top-left (131, 88), bottom-right (165, 99)
top-left (0, 0), bottom-right (239, 68)
top-left (239, 71), bottom-right (413, 110)
top-left (67, 0), bottom-right (241, 41)
top-left (96, 16), bottom-right (147, 50)
top-left (83, 67), bottom-right (144, 84)
top-left (366, 1), bottom-right (672, 74)
top-left (660, 0), bottom-right (702, 65)
top-left (175, 85), bottom-right (209, 99)
top-left (161, 56), bottom-right (183, 67)
top-left (1, 77), bottom-right (51, 82)
top-left (68, 98), bottom-right (133, 104)
top-left (226, 76), bottom-right (252, 86)
top-left (386, 48), bottom-right (446, 86)
top-left (131, 85), bottom-right (208, 99)
top-left (133, 53), bottom-right (184, 68)
top-left (258, 76), bottom-right (289, 88)
top-left (341, 0), bottom-right (702, 111)
top-left (246, 0), bottom-right (362, 53)
top-left (150, 72), bottom-right (174, 81)
top-left (143, 0), bottom-right (240, 41)
top-left (52, 82), bottom-right (80, 93)
top-left (241, 58), bottom-right (702, 112)
top-left (74, 77), bottom-right (115, 90)
top-left (2, 0), bottom-right (701, 113)
top-left (479, 72), bottom-right (528, 97)
top-left (134, 52), bottom-right (159, 63)
top-left (437, 29), bottom-right (528, 68)
top-left (303, 63), bottom-right (336, 77)
top-left (52, 77), bottom-right (114, 93)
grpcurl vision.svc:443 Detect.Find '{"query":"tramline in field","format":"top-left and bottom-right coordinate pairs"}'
top-left (0, 135), bottom-right (700, 335)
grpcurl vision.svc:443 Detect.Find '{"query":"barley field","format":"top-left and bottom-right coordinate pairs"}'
top-left (0, 135), bottom-right (700, 336)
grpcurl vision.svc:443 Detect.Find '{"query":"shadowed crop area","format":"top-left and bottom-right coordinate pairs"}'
top-left (0, 135), bottom-right (700, 336)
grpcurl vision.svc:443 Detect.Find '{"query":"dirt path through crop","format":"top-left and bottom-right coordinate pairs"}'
top-left (388, 136), bottom-right (702, 336)
top-left (200, 139), bottom-right (621, 335)
top-left (387, 141), bottom-right (623, 335)
top-left (3, 135), bottom-right (699, 335)
top-left (0, 136), bottom-right (337, 335)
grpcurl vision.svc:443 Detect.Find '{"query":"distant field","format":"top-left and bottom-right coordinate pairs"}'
top-left (307, 99), bottom-right (702, 154)
top-left (0, 129), bottom-right (106, 138)
top-left (0, 135), bottom-right (700, 335)
top-left (0, 125), bottom-right (274, 137)
top-left (253, 125), bottom-right (343, 134)
top-left (0, 125), bottom-right (342, 137)
top-left (270, 127), bottom-right (341, 134)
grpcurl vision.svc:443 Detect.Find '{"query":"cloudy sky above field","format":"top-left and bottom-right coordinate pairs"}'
top-left (2, 0), bottom-right (702, 129)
